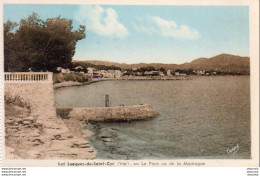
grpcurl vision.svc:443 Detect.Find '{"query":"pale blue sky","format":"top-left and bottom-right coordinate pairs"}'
top-left (4, 5), bottom-right (249, 64)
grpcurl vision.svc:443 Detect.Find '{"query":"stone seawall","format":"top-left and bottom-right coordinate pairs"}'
top-left (56, 104), bottom-right (158, 121)
top-left (4, 82), bottom-right (96, 159)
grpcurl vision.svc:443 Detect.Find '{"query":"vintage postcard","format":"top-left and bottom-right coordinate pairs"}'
top-left (0, 0), bottom-right (259, 167)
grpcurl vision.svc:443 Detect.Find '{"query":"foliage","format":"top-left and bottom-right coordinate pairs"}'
top-left (4, 94), bottom-right (30, 110)
top-left (53, 73), bottom-right (90, 83)
top-left (159, 67), bottom-right (166, 73)
top-left (140, 66), bottom-right (156, 72)
top-left (56, 108), bottom-right (73, 119)
top-left (4, 13), bottom-right (86, 72)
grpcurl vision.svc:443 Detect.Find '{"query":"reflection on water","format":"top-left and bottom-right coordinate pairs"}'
top-left (54, 76), bottom-right (250, 159)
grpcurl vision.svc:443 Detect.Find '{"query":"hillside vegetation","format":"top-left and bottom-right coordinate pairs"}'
top-left (73, 54), bottom-right (250, 75)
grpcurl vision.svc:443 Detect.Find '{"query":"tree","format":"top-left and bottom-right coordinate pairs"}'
top-left (4, 13), bottom-right (86, 72)
top-left (140, 66), bottom-right (156, 72)
top-left (158, 67), bottom-right (166, 73)
top-left (4, 20), bottom-right (19, 71)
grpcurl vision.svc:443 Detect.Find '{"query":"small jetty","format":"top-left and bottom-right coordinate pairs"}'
top-left (56, 104), bottom-right (158, 122)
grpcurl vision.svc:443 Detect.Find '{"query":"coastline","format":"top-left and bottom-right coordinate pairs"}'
top-left (53, 81), bottom-right (84, 89)
top-left (53, 75), bottom-right (249, 90)
top-left (53, 76), bottom-right (190, 89)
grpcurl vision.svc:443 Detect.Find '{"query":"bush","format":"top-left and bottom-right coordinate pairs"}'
top-left (64, 74), bottom-right (76, 82)
top-left (56, 108), bottom-right (73, 119)
top-left (4, 94), bottom-right (30, 110)
top-left (75, 75), bottom-right (83, 82)
top-left (53, 73), bottom-right (89, 83)
top-left (82, 75), bottom-right (89, 82)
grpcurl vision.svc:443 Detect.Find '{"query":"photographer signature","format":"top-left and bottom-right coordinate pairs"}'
top-left (226, 143), bottom-right (239, 156)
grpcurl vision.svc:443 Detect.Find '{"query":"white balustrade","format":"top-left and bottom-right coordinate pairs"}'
top-left (4, 72), bottom-right (53, 83)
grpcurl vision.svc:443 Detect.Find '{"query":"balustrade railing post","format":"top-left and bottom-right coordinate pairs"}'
top-left (48, 72), bottom-right (53, 82)
top-left (5, 72), bottom-right (54, 82)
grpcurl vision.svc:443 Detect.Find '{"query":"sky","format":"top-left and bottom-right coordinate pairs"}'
top-left (3, 4), bottom-right (249, 64)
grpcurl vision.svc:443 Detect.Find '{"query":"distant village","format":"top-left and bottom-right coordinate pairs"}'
top-left (56, 65), bottom-right (219, 79)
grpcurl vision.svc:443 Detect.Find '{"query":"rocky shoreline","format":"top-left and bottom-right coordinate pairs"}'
top-left (5, 102), bottom-right (96, 159)
top-left (5, 82), bottom-right (96, 160)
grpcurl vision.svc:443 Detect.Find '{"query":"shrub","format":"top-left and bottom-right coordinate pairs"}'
top-left (75, 75), bottom-right (83, 82)
top-left (4, 94), bottom-right (30, 110)
top-left (53, 73), bottom-right (89, 83)
top-left (56, 108), bottom-right (72, 119)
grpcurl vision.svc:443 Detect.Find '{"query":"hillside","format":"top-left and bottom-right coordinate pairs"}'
top-left (72, 60), bottom-right (179, 70)
top-left (180, 54), bottom-right (250, 73)
top-left (73, 54), bottom-right (250, 74)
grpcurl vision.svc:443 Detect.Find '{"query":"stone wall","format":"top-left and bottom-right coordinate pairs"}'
top-left (56, 104), bottom-right (158, 122)
top-left (5, 83), bottom-right (56, 118)
top-left (4, 82), bottom-right (96, 159)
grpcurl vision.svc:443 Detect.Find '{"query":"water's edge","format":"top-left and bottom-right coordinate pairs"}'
top-left (54, 76), bottom-right (250, 159)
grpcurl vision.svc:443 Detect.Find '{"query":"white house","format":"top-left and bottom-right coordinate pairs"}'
top-left (196, 70), bottom-right (205, 75)
top-left (74, 65), bottom-right (83, 70)
top-left (167, 70), bottom-right (172, 76)
top-left (159, 71), bottom-right (164, 76)
top-left (144, 71), bottom-right (160, 76)
top-left (56, 67), bottom-right (62, 72)
top-left (93, 70), bottom-right (102, 78)
top-left (87, 67), bottom-right (94, 75)
top-left (57, 67), bottom-right (71, 73)
top-left (114, 70), bottom-right (122, 78)
top-left (61, 68), bottom-right (71, 73)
